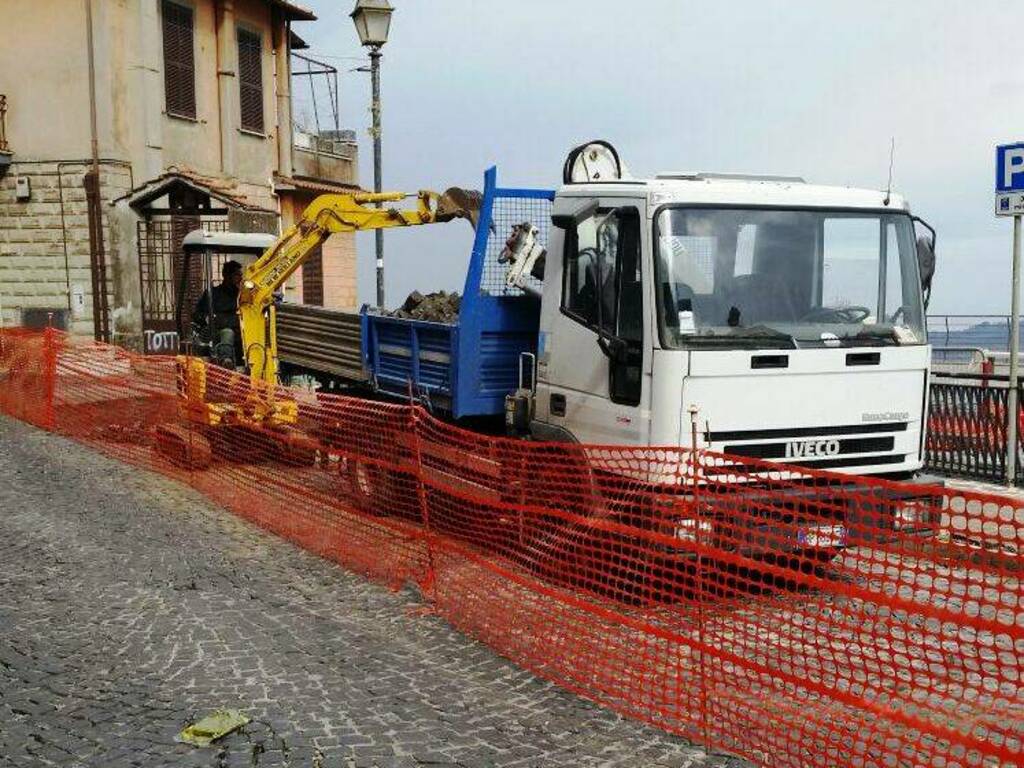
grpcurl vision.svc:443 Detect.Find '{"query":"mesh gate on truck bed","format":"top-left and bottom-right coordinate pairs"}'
top-left (362, 167), bottom-right (554, 418)
top-left (454, 167), bottom-right (554, 417)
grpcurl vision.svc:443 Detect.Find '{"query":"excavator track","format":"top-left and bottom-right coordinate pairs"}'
top-left (154, 423), bottom-right (213, 470)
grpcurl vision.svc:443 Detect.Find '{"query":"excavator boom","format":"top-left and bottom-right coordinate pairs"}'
top-left (239, 187), bottom-right (479, 384)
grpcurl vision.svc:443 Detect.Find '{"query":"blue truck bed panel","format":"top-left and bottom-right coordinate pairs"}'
top-left (362, 168), bottom-right (554, 419)
top-left (362, 314), bottom-right (457, 409)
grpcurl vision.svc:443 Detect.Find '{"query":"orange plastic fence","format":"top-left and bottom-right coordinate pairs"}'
top-left (1, 327), bottom-right (1021, 767)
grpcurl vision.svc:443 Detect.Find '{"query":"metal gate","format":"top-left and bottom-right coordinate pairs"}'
top-left (137, 217), bottom-right (228, 354)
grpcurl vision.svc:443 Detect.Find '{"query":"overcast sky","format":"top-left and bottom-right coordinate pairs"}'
top-left (293, 0), bottom-right (1021, 316)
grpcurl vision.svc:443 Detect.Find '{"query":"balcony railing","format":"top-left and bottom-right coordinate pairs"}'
top-left (0, 95), bottom-right (9, 153)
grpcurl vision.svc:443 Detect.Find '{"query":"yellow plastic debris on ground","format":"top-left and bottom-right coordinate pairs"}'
top-left (176, 710), bottom-right (250, 747)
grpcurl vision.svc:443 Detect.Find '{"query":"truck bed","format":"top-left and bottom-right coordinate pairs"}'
top-left (276, 303), bottom-right (367, 383)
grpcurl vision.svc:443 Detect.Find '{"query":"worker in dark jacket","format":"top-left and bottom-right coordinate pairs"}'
top-left (192, 260), bottom-right (243, 367)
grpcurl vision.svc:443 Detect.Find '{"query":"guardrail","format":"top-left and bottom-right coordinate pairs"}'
top-left (1, 327), bottom-right (1020, 768)
top-left (927, 314), bottom-right (1013, 350)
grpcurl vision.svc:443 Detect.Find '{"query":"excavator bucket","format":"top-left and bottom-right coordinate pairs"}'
top-left (435, 187), bottom-right (483, 231)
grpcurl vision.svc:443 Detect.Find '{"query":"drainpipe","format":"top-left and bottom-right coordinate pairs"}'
top-left (216, 0), bottom-right (238, 178)
top-left (85, 0), bottom-right (99, 175)
top-left (274, 16), bottom-right (294, 179)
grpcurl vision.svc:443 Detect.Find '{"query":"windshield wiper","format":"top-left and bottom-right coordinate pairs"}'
top-left (838, 328), bottom-right (900, 347)
top-left (679, 325), bottom-right (797, 349)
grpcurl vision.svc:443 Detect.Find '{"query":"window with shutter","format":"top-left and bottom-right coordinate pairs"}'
top-left (162, 0), bottom-right (196, 119)
top-left (237, 28), bottom-right (264, 133)
top-left (302, 244), bottom-right (324, 306)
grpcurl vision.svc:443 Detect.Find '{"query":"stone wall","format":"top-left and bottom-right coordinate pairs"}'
top-left (0, 161), bottom-right (132, 337)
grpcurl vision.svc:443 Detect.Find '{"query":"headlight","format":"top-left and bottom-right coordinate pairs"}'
top-left (675, 518), bottom-right (713, 542)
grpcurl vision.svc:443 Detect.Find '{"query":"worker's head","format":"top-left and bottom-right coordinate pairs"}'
top-left (222, 260), bottom-right (243, 289)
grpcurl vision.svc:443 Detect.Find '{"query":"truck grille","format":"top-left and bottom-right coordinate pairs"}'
top-left (724, 436), bottom-right (895, 459)
top-left (709, 421), bottom-right (909, 470)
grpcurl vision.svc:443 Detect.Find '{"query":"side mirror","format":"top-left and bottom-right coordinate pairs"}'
top-left (916, 236), bottom-right (935, 289)
top-left (912, 217), bottom-right (937, 308)
top-left (551, 198), bottom-right (599, 230)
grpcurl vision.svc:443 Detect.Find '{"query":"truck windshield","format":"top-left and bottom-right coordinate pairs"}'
top-left (654, 207), bottom-right (926, 349)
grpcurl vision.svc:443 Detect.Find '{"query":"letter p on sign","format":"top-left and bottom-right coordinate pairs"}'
top-left (997, 143), bottom-right (1024, 192)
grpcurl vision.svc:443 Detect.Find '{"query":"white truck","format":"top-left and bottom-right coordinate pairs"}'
top-left (518, 141), bottom-right (936, 483)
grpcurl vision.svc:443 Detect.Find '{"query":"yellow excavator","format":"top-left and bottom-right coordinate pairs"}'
top-left (155, 187), bottom-right (479, 467)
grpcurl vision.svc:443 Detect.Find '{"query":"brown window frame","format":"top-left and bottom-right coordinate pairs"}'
top-left (161, 0), bottom-right (197, 120)
top-left (237, 27), bottom-right (265, 134)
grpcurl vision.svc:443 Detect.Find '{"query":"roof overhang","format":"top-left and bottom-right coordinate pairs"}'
top-left (269, 0), bottom-right (316, 22)
top-left (182, 230), bottom-right (278, 254)
top-left (274, 174), bottom-right (365, 196)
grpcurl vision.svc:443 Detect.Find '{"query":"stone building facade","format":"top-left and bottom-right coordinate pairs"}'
top-left (0, 162), bottom-right (132, 333)
top-left (0, 0), bottom-right (360, 349)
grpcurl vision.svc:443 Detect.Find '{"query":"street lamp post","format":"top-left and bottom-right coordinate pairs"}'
top-left (350, 0), bottom-right (394, 309)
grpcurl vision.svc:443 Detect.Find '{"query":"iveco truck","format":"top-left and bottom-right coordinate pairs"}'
top-left (524, 143), bottom-right (936, 482)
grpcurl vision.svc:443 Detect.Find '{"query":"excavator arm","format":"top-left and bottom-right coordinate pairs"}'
top-left (238, 188), bottom-right (479, 385)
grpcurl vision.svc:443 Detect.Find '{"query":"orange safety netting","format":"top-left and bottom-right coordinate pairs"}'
top-left (1, 327), bottom-right (1021, 767)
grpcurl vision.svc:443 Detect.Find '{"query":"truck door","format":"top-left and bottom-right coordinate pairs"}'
top-left (535, 200), bottom-right (649, 445)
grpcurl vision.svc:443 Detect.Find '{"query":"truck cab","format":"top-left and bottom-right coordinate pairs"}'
top-left (532, 170), bottom-right (934, 480)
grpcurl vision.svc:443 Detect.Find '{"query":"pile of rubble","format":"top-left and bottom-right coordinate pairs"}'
top-left (387, 290), bottom-right (461, 324)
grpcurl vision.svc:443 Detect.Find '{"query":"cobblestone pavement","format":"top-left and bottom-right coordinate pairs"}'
top-left (0, 416), bottom-right (747, 768)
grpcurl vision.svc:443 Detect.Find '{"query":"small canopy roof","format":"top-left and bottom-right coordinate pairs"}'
top-left (114, 170), bottom-right (277, 214)
top-left (182, 230), bottom-right (277, 254)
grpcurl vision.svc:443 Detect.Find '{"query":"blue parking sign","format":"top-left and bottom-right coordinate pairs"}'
top-left (997, 143), bottom-right (1024, 192)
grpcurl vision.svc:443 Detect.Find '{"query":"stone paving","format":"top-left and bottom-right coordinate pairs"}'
top-left (0, 415), bottom-right (747, 768)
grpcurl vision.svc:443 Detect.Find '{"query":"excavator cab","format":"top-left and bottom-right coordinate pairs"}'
top-left (178, 230), bottom-right (277, 367)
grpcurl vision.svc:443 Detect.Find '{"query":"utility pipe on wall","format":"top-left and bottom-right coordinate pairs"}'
top-left (83, 0), bottom-right (111, 342)
top-left (216, 0), bottom-right (239, 178)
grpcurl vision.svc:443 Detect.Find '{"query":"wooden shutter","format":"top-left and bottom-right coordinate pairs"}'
top-left (302, 244), bottom-right (324, 306)
top-left (162, 1), bottom-right (196, 119)
top-left (237, 28), bottom-right (264, 133)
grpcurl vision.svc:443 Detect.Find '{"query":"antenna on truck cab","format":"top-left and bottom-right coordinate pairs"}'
top-left (883, 137), bottom-right (895, 206)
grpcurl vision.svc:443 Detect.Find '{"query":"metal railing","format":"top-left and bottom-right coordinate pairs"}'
top-left (0, 94), bottom-right (9, 153)
top-left (927, 314), bottom-right (1013, 351)
top-left (926, 375), bottom-right (1019, 481)
top-left (291, 51), bottom-right (339, 136)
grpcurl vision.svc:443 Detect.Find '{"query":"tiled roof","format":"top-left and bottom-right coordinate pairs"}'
top-left (113, 168), bottom-right (277, 214)
top-left (274, 175), bottom-right (365, 195)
